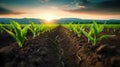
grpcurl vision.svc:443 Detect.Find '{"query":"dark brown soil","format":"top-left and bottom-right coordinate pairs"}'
top-left (77, 28), bottom-right (120, 67)
top-left (0, 26), bottom-right (80, 67)
top-left (0, 26), bottom-right (120, 67)
top-left (0, 31), bottom-right (15, 48)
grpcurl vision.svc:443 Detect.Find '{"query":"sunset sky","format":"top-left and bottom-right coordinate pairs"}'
top-left (0, 0), bottom-right (120, 20)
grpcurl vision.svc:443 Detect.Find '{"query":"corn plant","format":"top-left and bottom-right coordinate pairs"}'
top-left (81, 22), bottom-right (115, 46)
top-left (3, 20), bottom-right (30, 48)
top-left (40, 24), bottom-right (47, 32)
top-left (0, 24), bottom-right (3, 33)
top-left (29, 20), bottom-right (50, 38)
top-left (29, 21), bottom-right (41, 38)
top-left (65, 23), bottom-right (84, 37)
top-left (68, 23), bottom-right (74, 31)
top-left (29, 22), bottom-right (49, 38)
top-left (72, 24), bottom-right (84, 37)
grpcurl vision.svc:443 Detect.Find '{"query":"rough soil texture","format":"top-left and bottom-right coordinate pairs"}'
top-left (0, 26), bottom-right (120, 67)
top-left (0, 26), bottom-right (80, 67)
top-left (0, 31), bottom-right (15, 48)
top-left (77, 28), bottom-right (120, 67)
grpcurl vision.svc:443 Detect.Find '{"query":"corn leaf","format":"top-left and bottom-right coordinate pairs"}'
top-left (97, 35), bottom-right (115, 42)
top-left (0, 24), bottom-right (2, 32)
top-left (3, 27), bottom-right (16, 40)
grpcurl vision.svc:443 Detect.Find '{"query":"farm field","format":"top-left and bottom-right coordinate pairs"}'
top-left (0, 21), bottom-right (120, 67)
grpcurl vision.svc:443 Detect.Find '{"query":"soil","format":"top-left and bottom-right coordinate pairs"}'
top-left (0, 26), bottom-right (120, 67)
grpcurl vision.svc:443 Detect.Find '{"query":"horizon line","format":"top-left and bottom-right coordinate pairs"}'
top-left (0, 17), bottom-right (120, 20)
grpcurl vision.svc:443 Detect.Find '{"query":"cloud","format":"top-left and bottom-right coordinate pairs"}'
top-left (97, 0), bottom-right (120, 10)
top-left (75, 2), bottom-right (86, 9)
top-left (39, 0), bottom-right (49, 3)
top-left (63, 0), bottom-right (120, 15)
top-left (0, 6), bottom-right (24, 15)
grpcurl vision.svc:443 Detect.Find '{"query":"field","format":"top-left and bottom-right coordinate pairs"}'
top-left (0, 21), bottom-right (120, 67)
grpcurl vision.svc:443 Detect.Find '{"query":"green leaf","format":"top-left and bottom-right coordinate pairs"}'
top-left (0, 24), bottom-right (3, 32)
top-left (97, 35), bottom-right (115, 42)
top-left (3, 27), bottom-right (16, 40)
top-left (10, 20), bottom-right (21, 30)
top-left (88, 24), bottom-right (93, 36)
top-left (10, 20), bottom-right (22, 40)
top-left (22, 25), bottom-right (30, 38)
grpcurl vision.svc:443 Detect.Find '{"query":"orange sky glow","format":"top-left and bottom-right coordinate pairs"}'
top-left (0, 6), bottom-right (120, 20)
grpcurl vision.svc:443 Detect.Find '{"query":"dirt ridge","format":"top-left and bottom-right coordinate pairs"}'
top-left (0, 26), bottom-right (80, 67)
top-left (0, 26), bottom-right (120, 67)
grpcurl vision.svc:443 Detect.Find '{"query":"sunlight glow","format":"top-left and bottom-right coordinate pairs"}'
top-left (45, 16), bottom-right (53, 21)
top-left (0, 6), bottom-right (120, 20)
top-left (42, 15), bottom-right (56, 24)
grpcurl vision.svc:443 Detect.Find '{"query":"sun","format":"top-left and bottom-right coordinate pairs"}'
top-left (45, 16), bottom-right (53, 21)
top-left (43, 16), bottom-right (55, 24)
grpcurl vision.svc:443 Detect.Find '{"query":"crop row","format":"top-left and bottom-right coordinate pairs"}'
top-left (0, 20), bottom-right (57, 48)
top-left (0, 21), bottom-right (120, 47)
top-left (63, 22), bottom-right (116, 46)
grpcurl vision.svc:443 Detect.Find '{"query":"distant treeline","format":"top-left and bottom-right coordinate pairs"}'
top-left (0, 18), bottom-right (120, 24)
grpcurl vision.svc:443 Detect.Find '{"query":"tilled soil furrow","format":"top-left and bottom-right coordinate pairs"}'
top-left (0, 26), bottom-right (120, 67)
top-left (0, 26), bottom-right (80, 67)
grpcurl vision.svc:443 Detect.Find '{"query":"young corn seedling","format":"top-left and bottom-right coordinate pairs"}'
top-left (72, 24), bottom-right (84, 37)
top-left (3, 20), bottom-right (30, 48)
top-left (29, 21), bottom-right (41, 38)
top-left (29, 20), bottom-right (48, 38)
top-left (0, 24), bottom-right (3, 33)
top-left (81, 22), bottom-right (115, 46)
top-left (41, 24), bottom-right (50, 33)
top-left (66, 23), bottom-right (84, 37)
top-left (28, 18), bottom-right (54, 38)
top-left (66, 23), bottom-right (74, 31)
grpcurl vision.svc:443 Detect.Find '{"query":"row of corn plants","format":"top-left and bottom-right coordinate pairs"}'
top-left (81, 22), bottom-right (115, 46)
top-left (65, 23), bottom-right (84, 37)
top-left (64, 22), bottom-right (115, 46)
top-left (2, 20), bottom-right (57, 48)
top-left (105, 24), bottom-right (120, 33)
top-left (29, 20), bottom-right (48, 38)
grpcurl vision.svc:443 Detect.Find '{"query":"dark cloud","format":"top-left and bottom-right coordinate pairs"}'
top-left (0, 6), bottom-right (24, 15)
top-left (63, 0), bottom-right (120, 15)
top-left (97, 0), bottom-right (120, 9)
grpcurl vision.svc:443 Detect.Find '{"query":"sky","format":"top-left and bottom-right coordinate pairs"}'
top-left (0, 0), bottom-right (120, 20)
